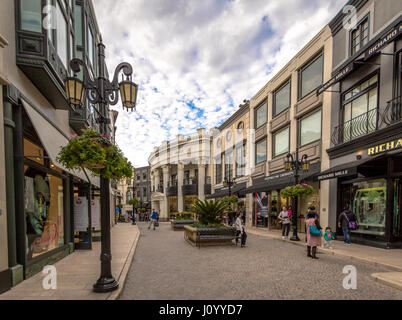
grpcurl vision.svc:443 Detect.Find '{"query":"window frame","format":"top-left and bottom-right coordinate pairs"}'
top-left (235, 142), bottom-right (246, 178)
top-left (215, 154), bottom-right (223, 184)
top-left (254, 100), bottom-right (268, 129)
top-left (224, 149), bottom-right (234, 180)
top-left (272, 126), bottom-right (290, 158)
top-left (298, 51), bottom-right (324, 100)
top-left (273, 79), bottom-right (291, 118)
top-left (340, 71), bottom-right (380, 130)
top-left (255, 138), bottom-right (267, 165)
top-left (298, 108), bottom-right (322, 147)
top-left (350, 14), bottom-right (370, 56)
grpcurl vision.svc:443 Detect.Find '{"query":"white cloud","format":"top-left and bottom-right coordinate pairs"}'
top-left (93, 0), bottom-right (348, 167)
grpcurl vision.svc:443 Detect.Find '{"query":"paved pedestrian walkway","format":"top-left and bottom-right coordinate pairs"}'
top-left (120, 222), bottom-right (402, 299)
top-left (247, 227), bottom-right (402, 290)
top-left (0, 223), bottom-right (139, 300)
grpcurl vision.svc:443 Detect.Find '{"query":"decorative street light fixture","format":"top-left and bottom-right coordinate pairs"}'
top-left (283, 148), bottom-right (310, 241)
top-left (64, 39), bottom-right (138, 293)
top-left (223, 177), bottom-right (237, 197)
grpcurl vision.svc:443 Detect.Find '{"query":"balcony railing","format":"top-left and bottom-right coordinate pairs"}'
top-left (168, 180), bottom-right (178, 187)
top-left (381, 96), bottom-right (402, 126)
top-left (183, 177), bottom-right (197, 185)
top-left (332, 109), bottom-right (378, 146)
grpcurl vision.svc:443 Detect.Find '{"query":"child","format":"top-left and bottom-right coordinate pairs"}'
top-left (322, 227), bottom-right (335, 249)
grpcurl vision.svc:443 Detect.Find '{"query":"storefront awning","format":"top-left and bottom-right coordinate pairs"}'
top-left (245, 162), bottom-right (321, 194)
top-left (206, 182), bottom-right (247, 199)
top-left (316, 156), bottom-right (384, 181)
top-left (22, 99), bottom-right (100, 187)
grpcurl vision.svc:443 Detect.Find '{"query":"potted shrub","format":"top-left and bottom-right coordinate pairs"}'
top-left (183, 199), bottom-right (236, 247)
top-left (170, 212), bottom-right (197, 231)
top-left (57, 128), bottom-right (133, 180)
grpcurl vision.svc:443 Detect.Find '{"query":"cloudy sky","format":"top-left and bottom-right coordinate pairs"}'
top-left (93, 0), bottom-right (347, 167)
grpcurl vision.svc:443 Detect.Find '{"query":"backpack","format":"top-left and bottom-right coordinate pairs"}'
top-left (344, 212), bottom-right (358, 230)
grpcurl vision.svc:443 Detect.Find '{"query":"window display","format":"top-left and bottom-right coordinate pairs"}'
top-left (24, 170), bottom-right (64, 260)
top-left (352, 179), bottom-right (386, 236)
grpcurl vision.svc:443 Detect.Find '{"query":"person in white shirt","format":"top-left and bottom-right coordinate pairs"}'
top-left (235, 213), bottom-right (247, 247)
top-left (278, 206), bottom-right (291, 239)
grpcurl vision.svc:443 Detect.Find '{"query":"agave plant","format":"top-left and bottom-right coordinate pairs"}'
top-left (190, 199), bottom-right (230, 225)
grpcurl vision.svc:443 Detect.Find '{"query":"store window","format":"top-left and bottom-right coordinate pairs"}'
top-left (299, 53), bottom-right (323, 99)
top-left (20, 0), bottom-right (42, 33)
top-left (256, 138), bottom-right (267, 164)
top-left (342, 74), bottom-right (378, 142)
top-left (274, 81), bottom-right (291, 117)
top-left (341, 179), bottom-right (386, 237)
top-left (184, 196), bottom-right (197, 212)
top-left (56, 1), bottom-right (68, 68)
top-left (24, 138), bottom-right (65, 261)
top-left (169, 196), bottom-right (178, 214)
top-left (236, 143), bottom-right (246, 177)
top-left (351, 17), bottom-right (369, 55)
top-left (255, 101), bottom-right (267, 129)
top-left (273, 127), bottom-right (289, 157)
top-left (299, 109), bottom-right (322, 147)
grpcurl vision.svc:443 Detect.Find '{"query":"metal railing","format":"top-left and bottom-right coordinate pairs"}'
top-left (331, 109), bottom-right (378, 146)
top-left (381, 96), bottom-right (402, 126)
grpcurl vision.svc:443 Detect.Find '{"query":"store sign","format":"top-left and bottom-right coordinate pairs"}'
top-left (317, 63), bottom-right (354, 95)
top-left (318, 169), bottom-right (355, 181)
top-left (368, 138), bottom-right (402, 156)
top-left (264, 171), bottom-right (293, 182)
top-left (365, 23), bottom-right (402, 59)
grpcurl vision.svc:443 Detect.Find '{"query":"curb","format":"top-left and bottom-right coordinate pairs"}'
top-left (107, 226), bottom-right (141, 300)
top-left (371, 273), bottom-right (402, 291)
top-left (247, 229), bottom-right (402, 272)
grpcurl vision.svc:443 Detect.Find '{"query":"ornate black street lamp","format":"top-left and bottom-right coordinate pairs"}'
top-left (284, 148), bottom-right (310, 241)
top-left (64, 40), bottom-right (138, 293)
top-left (223, 177), bottom-right (236, 197)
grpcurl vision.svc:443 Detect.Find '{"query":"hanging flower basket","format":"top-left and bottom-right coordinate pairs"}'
top-left (57, 128), bottom-right (133, 180)
top-left (281, 184), bottom-right (315, 199)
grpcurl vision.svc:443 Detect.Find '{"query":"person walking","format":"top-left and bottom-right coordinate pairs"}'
top-left (235, 213), bottom-right (247, 247)
top-left (278, 206), bottom-right (291, 239)
top-left (338, 205), bottom-right (356, 245)
top-left (305, 206), bottom-right (322, 259)
top-left (148, 209), bottom-right (158, 230)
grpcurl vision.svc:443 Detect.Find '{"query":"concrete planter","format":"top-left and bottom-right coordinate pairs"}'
top-left (170, 219), bottom-right (197, 231)
top-left (184, 225), bottom-right (237, 247)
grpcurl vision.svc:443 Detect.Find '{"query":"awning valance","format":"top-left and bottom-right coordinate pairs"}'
top-left (206, 182), bottom-right (247, 199)
top-left (22, 99), bottom-right (100, 187)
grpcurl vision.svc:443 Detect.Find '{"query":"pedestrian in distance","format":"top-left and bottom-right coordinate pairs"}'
top-left (235, 213), bottom-right (247, 247)
top-left (305, 206), bottom-right (322, 259)
top-left (278, 206), bottom-right (291, 239)
top-left (148, 209), bottom-right (158, 230)
top-left (322, 227), bottom-right (335, 249)
top-left (338, 205), bottom-right (357, 245)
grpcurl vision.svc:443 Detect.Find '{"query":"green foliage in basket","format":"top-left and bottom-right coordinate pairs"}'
top-left (57, 128), bottom-right (133, 180)
top-left (280, 184), bottom-right (315, 199)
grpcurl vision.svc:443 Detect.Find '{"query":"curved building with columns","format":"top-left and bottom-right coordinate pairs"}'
top-left (148, 129), bottom-right (214, 221)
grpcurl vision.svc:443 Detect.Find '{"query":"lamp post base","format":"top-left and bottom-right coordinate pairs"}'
top-left (290, 235), bottom-right (300, 241)
top-left (93, 277), bottom-right (119, 293)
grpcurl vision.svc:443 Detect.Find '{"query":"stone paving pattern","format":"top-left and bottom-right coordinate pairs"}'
top-left (120, 222), bottom-right (402, 300)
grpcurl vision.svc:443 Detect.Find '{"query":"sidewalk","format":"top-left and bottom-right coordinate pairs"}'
top-left (248, 227), bottom-right (402, 291)
top-left (0, 223), bottom-right (140, 300)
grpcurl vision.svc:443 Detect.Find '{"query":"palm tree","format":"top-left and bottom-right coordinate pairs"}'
top-left (190, 199), bottom-right (230, 225)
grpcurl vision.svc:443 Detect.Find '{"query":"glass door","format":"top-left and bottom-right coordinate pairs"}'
top-left (393, 179), bottom-right (402, 241)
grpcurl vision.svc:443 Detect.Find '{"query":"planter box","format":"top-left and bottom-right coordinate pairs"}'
top-left (184, 225), bottom-right (237, 247)
top-left (170, 219), bottom-right (197, 231)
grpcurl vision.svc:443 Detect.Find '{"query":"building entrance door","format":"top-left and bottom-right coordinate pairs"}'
top-left (393, 179), bottom-right (402, 241)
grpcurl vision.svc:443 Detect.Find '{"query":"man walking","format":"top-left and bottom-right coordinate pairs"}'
top-left (338, 205), bottom-right (356, 245)
top-left (148, 208), bottom-right (158, 230)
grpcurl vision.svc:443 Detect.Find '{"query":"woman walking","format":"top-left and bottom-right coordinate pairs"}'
top-left (305, 206), bottom-right (322, 259)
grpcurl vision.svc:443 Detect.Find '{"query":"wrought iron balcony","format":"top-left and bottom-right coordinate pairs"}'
top-left (381, 96), bottom-right (402, 126)
top-left (156, 184), bottom-right (164, 193)
top-left (183, 177), bottom-right (197, 185)
top-left (168, 180), bottom-right (178, 187)
top-left (331, 109), bottom-right (378, 146)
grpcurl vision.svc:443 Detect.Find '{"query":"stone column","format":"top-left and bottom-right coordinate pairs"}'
top-left (150, 171), bottom-right (154, 193)
top-left (198, 164), bottom-right (206, 201)
top-left (162, 165), bottom-right (170, 221)
top-left (154, 170), bottom-right (160, 191)
top-left (177, 162), bottom-right (184, 212)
